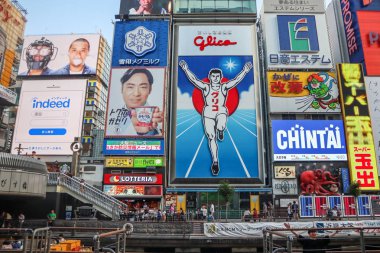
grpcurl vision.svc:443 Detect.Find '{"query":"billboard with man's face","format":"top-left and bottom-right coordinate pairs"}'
top-left (18, 35), bottom-right (100, 77)
top-left (105, 67), bottom-right (165, 138)
top-left (119, 0), bottom-right (170, 15)
top-left (11, 79), bottom-right (87, 155)
top-left (170, 25), bottom-right (262, 184)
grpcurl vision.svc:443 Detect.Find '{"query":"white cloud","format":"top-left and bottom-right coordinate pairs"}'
top-left (238, 84), bottom-right (256, 109)
top-left (177, 87), bottom-right (195, 109)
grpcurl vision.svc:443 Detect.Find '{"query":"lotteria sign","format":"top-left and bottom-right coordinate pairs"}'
top-left (103, 174), bottom-right (162, 185)
top-left (272, 120), bottom-right (347, 161)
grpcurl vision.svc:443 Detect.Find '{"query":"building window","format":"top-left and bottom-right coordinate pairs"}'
top-left (282, 114), bottom-right (296, 120)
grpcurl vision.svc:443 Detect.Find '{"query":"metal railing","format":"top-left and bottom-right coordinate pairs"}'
top-left (30, 227), bottom-right (51, 253)
top-left (93, 223), bottom-right (133, 253)
top-left (0, 228), bottom-right (33, 253)
top-left (48, 173), bottom-right (127, 219)
top-left (263, 226), bottom-right (380, 253)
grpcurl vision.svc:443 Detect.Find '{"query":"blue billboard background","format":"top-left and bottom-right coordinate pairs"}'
top-left (272, 120), bottom-right (347, 157)
top-left (340, 1), bottom-right (380, 64)
top-left (112, 20), bottom-right (169, 67)
top-left (175, 55), bottom-right (259, 179)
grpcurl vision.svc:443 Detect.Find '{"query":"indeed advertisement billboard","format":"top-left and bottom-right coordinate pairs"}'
top-left (12, 80), bottom-right (87, 155)
top-left (264, 14), bottom-right (333, 69)
top-left (112, 21), bottom-right (168, 67)
top-left (340, 0), bottom-right (380, 64)
top-left (18, 35), bottom-right (100, 77)
top-left (272, 120), bottom-right (347, 161)
top-left (172, 25), bottom-right (261, 184)
top-left (268, 71), bottom-right (340, 113)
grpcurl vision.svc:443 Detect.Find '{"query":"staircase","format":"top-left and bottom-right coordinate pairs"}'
top-left (48, 173), bottom-right (126, 219)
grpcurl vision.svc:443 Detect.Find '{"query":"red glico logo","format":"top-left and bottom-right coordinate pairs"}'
top-left (194, 35), bottom-right (237, 51)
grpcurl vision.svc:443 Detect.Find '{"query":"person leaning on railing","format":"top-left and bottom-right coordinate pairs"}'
top-left (284, 223), bottom-right (339, 253)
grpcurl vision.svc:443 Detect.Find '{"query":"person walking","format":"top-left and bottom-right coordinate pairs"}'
top-left (292, 201), bottom-right (299, 221)
top-left (210, 203), bottom-right (215, 220)
top-left (18, 212), bottom-right (25, 228)
top-left (262, 202), bottom-right (268, 220)
top-left (287, 203), bottom-right (293, 221)
top-left (267, 201), bottom-right (273, 221)
top-left (47, 209), bottom-right (56, 226)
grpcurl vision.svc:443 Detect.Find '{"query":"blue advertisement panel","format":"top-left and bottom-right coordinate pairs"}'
top-left (112, 21), bottom-right (168, 67)
top-left (272, 120), bottom-right (347, 161)
top-left (300, 196), bottom-right (314, 217)
top-left (340, 0), bottom-right (380, 64)
top-left (341, 167), bottom-right (350, 194)
top-left (174, 25), bottom-right (259, 181)
top-left (103, 139), bottom-right (164, 155)
top-left (328, 196), bottom-right (342, 210)
top-left (357, 196), bottom-right (371, 216)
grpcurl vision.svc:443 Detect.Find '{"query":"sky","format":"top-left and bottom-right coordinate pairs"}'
top-left (20, 0), bottom-right (120, 43)
top-left (19, 0), bottom-right (331, 44)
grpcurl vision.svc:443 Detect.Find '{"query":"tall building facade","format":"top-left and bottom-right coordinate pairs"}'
top-left (0, 0), bottom-right (27, 153)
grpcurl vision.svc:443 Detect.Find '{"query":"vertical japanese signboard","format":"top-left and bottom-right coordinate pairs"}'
top-left (337, 63), bottom-right (379, 191)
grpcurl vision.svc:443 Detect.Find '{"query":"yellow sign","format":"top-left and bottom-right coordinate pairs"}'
top-left (337, 64), bottom-right (379, 191)
top-left (274, 166), bottom-right (296, 179)
top-left (348, 145), bottom-right (379, 190)
top-left (250, 195), bottom-right (260, 213)
top-left (104, 157), bottom-right (133, 168)
top-left (267, 71), bottom-right (336, 97)
top-left (176, 194), bottom-right (186, 213)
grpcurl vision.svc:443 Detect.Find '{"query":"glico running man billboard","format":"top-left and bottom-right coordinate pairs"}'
top-left (18, 35), bottom-right (100, 77)
top-left (170, 25), bottom-right (262, 184)
top-left (12, 79), bottom-right (87, 155)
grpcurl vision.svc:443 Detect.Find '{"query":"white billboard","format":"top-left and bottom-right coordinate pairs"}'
top-left (177, 25), bottom-right (255, 56)
top-left (264, 13), bottom-right (333, 69)
top-left (18, 35), bottom-right (100, 77)
top-left (105, 67), bottom-right (165, 138)
top-left (12, 79), bottom-right (87, 155)
top-left (365, 77), bottom-right (380, 173)
top-left (263, 0), bottom-right (325, 13)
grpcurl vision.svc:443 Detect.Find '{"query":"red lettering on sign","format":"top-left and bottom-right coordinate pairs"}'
top-left (194, 36), bottom-right (237, 51)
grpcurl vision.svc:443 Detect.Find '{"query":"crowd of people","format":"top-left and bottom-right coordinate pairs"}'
top-left (0, 211), bottom-right (25, 228)
top-left (118, 203), bottom-right (219, 222)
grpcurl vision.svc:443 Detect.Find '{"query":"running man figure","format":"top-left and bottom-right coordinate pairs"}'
top-left (179, 60), bottom-right (252, 176)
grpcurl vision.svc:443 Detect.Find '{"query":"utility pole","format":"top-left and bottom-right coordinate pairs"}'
top-left (14, 144), bottom-right (26, 155)
top-left (70, 137), bottom-right (82, 177)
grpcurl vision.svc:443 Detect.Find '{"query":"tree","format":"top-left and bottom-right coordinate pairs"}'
top-left (348, 181), bottom-right (361, 197)
top-left (348, 180), bottom-right (361, 220)
top-left (218, 180), bottom-right (234, 221)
